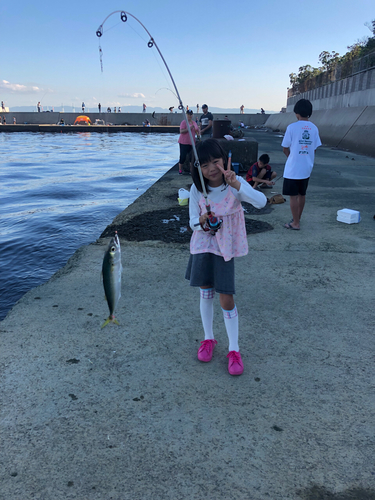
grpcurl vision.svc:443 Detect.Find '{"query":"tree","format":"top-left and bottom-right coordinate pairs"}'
top-left (318, 51), bottom-right (340, 71)
top-left (289, 18), bottom-right (375, 95)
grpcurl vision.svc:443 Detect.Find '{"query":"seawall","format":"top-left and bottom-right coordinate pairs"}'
top-left (0, 111), bottom-right (269, 127)
top-left (265, 105), bottom-right (375, 157)
top-left (286, 67), bottom-right (375, 112)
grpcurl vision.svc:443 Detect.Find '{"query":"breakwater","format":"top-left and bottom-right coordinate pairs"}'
top-left (1, 129), bottom-right (375, 499)
top-left (0, 111), bottom-right (269, 129)
top-left (0, 124), bottom-right (179, 134)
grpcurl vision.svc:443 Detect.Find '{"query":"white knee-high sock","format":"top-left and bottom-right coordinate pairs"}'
top-left (200, 288), bottom-right (215, 340)
top-left (222, 305), bottom-right (239, 352)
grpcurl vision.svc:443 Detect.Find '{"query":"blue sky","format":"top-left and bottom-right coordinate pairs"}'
top-left (1, 0), bottom-right (373, 112)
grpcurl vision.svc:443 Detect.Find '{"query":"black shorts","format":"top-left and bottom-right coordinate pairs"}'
top-left (179, 144), bottom-right (192, 164)
top-left (283, 177), bottom-right (310, 196)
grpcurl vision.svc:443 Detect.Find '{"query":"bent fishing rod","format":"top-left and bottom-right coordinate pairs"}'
top-left (96, 10), bottom-right (222, 234)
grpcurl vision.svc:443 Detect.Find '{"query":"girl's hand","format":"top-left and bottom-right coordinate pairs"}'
top-left (216, 164), bottom-right (241, 190)
top-left (199, 211), bottom-right (215, 226)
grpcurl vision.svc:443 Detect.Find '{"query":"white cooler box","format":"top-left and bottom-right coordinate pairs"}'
top-left (337, 208), bottom-right (361, 224)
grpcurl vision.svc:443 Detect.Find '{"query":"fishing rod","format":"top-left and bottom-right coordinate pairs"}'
top-left (96, 10), bottom-right (222, 234)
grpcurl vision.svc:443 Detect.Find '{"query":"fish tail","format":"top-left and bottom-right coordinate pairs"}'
top-left (101, 315), bottom-right (120, 328)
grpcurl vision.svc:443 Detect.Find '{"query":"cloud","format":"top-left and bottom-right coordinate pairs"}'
top-left (0, 80), bottom-right (43, 94)
top-left (118, 92), bottom-right (145, 99)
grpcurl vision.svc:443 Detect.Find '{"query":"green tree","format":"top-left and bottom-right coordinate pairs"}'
top-left (318, 51), bottom-right (340, 71)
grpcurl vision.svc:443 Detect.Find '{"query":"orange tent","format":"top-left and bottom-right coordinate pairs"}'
top-left (74, 115), bottom-right (92, 125)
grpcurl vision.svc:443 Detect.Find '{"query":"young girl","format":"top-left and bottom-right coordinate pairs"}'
top-left (185, 139), bottom-right (267, 375)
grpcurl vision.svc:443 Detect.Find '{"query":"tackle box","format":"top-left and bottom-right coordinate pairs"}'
top-left (337, 208), bottom-right (361, 224)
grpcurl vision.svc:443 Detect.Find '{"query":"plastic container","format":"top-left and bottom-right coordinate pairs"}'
top-left (337, 208), bottom-right (361, 224)
top-left (232, 163), bottom-right (240, 174)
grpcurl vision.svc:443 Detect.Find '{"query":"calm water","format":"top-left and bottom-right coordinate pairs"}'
top-left (0, 131), bottom-right (178, 320)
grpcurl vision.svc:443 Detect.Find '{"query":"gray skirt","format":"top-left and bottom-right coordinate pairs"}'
top-left (185, 252), bottom-right (235, 294)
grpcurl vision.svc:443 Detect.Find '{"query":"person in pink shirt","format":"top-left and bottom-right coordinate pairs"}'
top-left (178, 110), bottom-right (200, 175)
top-left (185, 139), bottom-right (267, 375)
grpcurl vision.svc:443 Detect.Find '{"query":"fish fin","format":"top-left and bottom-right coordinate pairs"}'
top-left (101, 316), bottom-right (120, 328)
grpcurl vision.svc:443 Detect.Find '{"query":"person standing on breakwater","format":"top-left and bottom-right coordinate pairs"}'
top-left (37, 101), bottom-right (41, 112)
top-left (282, 99), bottom-right (321, 230)
top-left (143, 103), bottom-right (146, 113)
top-left (199, 104), bottom-right (213, 141)
top-left (82, 102), bottom-right (85, 112)
top-left (178, 109), bottom-right (200, 175)
top-left (185, 139), bottom-right (267, 375)
top-left (98, 103), bottom-right (101, 113)
top-left (240, 104), bottom-right (244, 114)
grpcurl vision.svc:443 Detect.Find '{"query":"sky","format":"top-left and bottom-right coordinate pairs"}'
top-left (0, 0), bottom-right (373, 113)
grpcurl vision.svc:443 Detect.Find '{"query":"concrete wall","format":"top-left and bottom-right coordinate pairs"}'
top-left (1, 112), bottom-right (269, 127)
top-left (287, 68), bottom-right (375, 112)
top-left (265, 106), bottom-right (375, 158)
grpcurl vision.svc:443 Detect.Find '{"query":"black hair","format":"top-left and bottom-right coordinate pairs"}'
top-left (190, 139), bottom-right (228, 193)
top-left (259, 153), bottom-right (270, 164)
top-left (293, 99), bottom-right (313, 118)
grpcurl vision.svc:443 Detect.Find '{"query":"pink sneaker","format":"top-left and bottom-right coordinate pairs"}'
top-left (227, 351), bottom-right (244, 376)
top-left (197, 339), bottom-right (217, 362)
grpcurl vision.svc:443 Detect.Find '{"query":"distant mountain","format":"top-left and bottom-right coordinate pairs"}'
top-left (9, 105), bottom-right (278, 114)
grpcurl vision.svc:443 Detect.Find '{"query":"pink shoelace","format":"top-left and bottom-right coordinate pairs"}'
top-left (227, 350), bottom-right (242, 365)
top-left (199, 339), bottom-right (217, 352)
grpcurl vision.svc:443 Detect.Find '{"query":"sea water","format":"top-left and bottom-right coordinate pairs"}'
top-left (0, 131), bottom-right (178, 320)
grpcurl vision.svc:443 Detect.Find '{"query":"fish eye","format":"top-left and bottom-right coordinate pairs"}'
top-left (111, 246), bottom-right (116, 252)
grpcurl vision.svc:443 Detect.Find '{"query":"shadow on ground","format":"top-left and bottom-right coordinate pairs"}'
top-left (297, 485), bottom-right (375, 500)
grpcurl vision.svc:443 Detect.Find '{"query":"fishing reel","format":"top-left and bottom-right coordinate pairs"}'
top-left (202, 207), bottom-right (223, 235)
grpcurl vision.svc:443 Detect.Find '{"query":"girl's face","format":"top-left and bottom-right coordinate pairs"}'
top-left (201, 157), bottom-right (225, 187)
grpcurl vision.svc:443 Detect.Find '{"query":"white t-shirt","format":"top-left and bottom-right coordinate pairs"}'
top-left (281, 120), bottom-right (321, 179)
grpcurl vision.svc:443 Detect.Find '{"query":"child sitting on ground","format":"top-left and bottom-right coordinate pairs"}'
top-left (246, 154), bottom-right (277, 189)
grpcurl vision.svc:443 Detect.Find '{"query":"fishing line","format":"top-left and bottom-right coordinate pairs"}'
top-left (96, 10), bottom-right (222, 234)
top-left (155, 87), bottom-right (178, 100)
top-left (123, 21), bottom-right (174, 99)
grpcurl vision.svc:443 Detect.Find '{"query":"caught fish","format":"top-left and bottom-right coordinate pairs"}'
top-left (101, 232), bottom-right (122, 328)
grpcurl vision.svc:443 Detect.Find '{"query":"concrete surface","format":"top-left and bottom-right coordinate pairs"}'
top-left (265, 106), bottom-right (375, 158)
top-left (0, 112), bottom-right (269, 128)
top-left (0, 124), bottom-right (180, 134)
top-left (1, 130), bottom-right (375, 500)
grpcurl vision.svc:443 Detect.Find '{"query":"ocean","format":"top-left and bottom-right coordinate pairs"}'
top-left (0, 131), bottom-right (178, 320)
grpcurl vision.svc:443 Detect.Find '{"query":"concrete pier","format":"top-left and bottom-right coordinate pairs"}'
top-left (1, 130), bottom-right (375, 499)
top-left (0, 111), bottom-right (269, 128)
